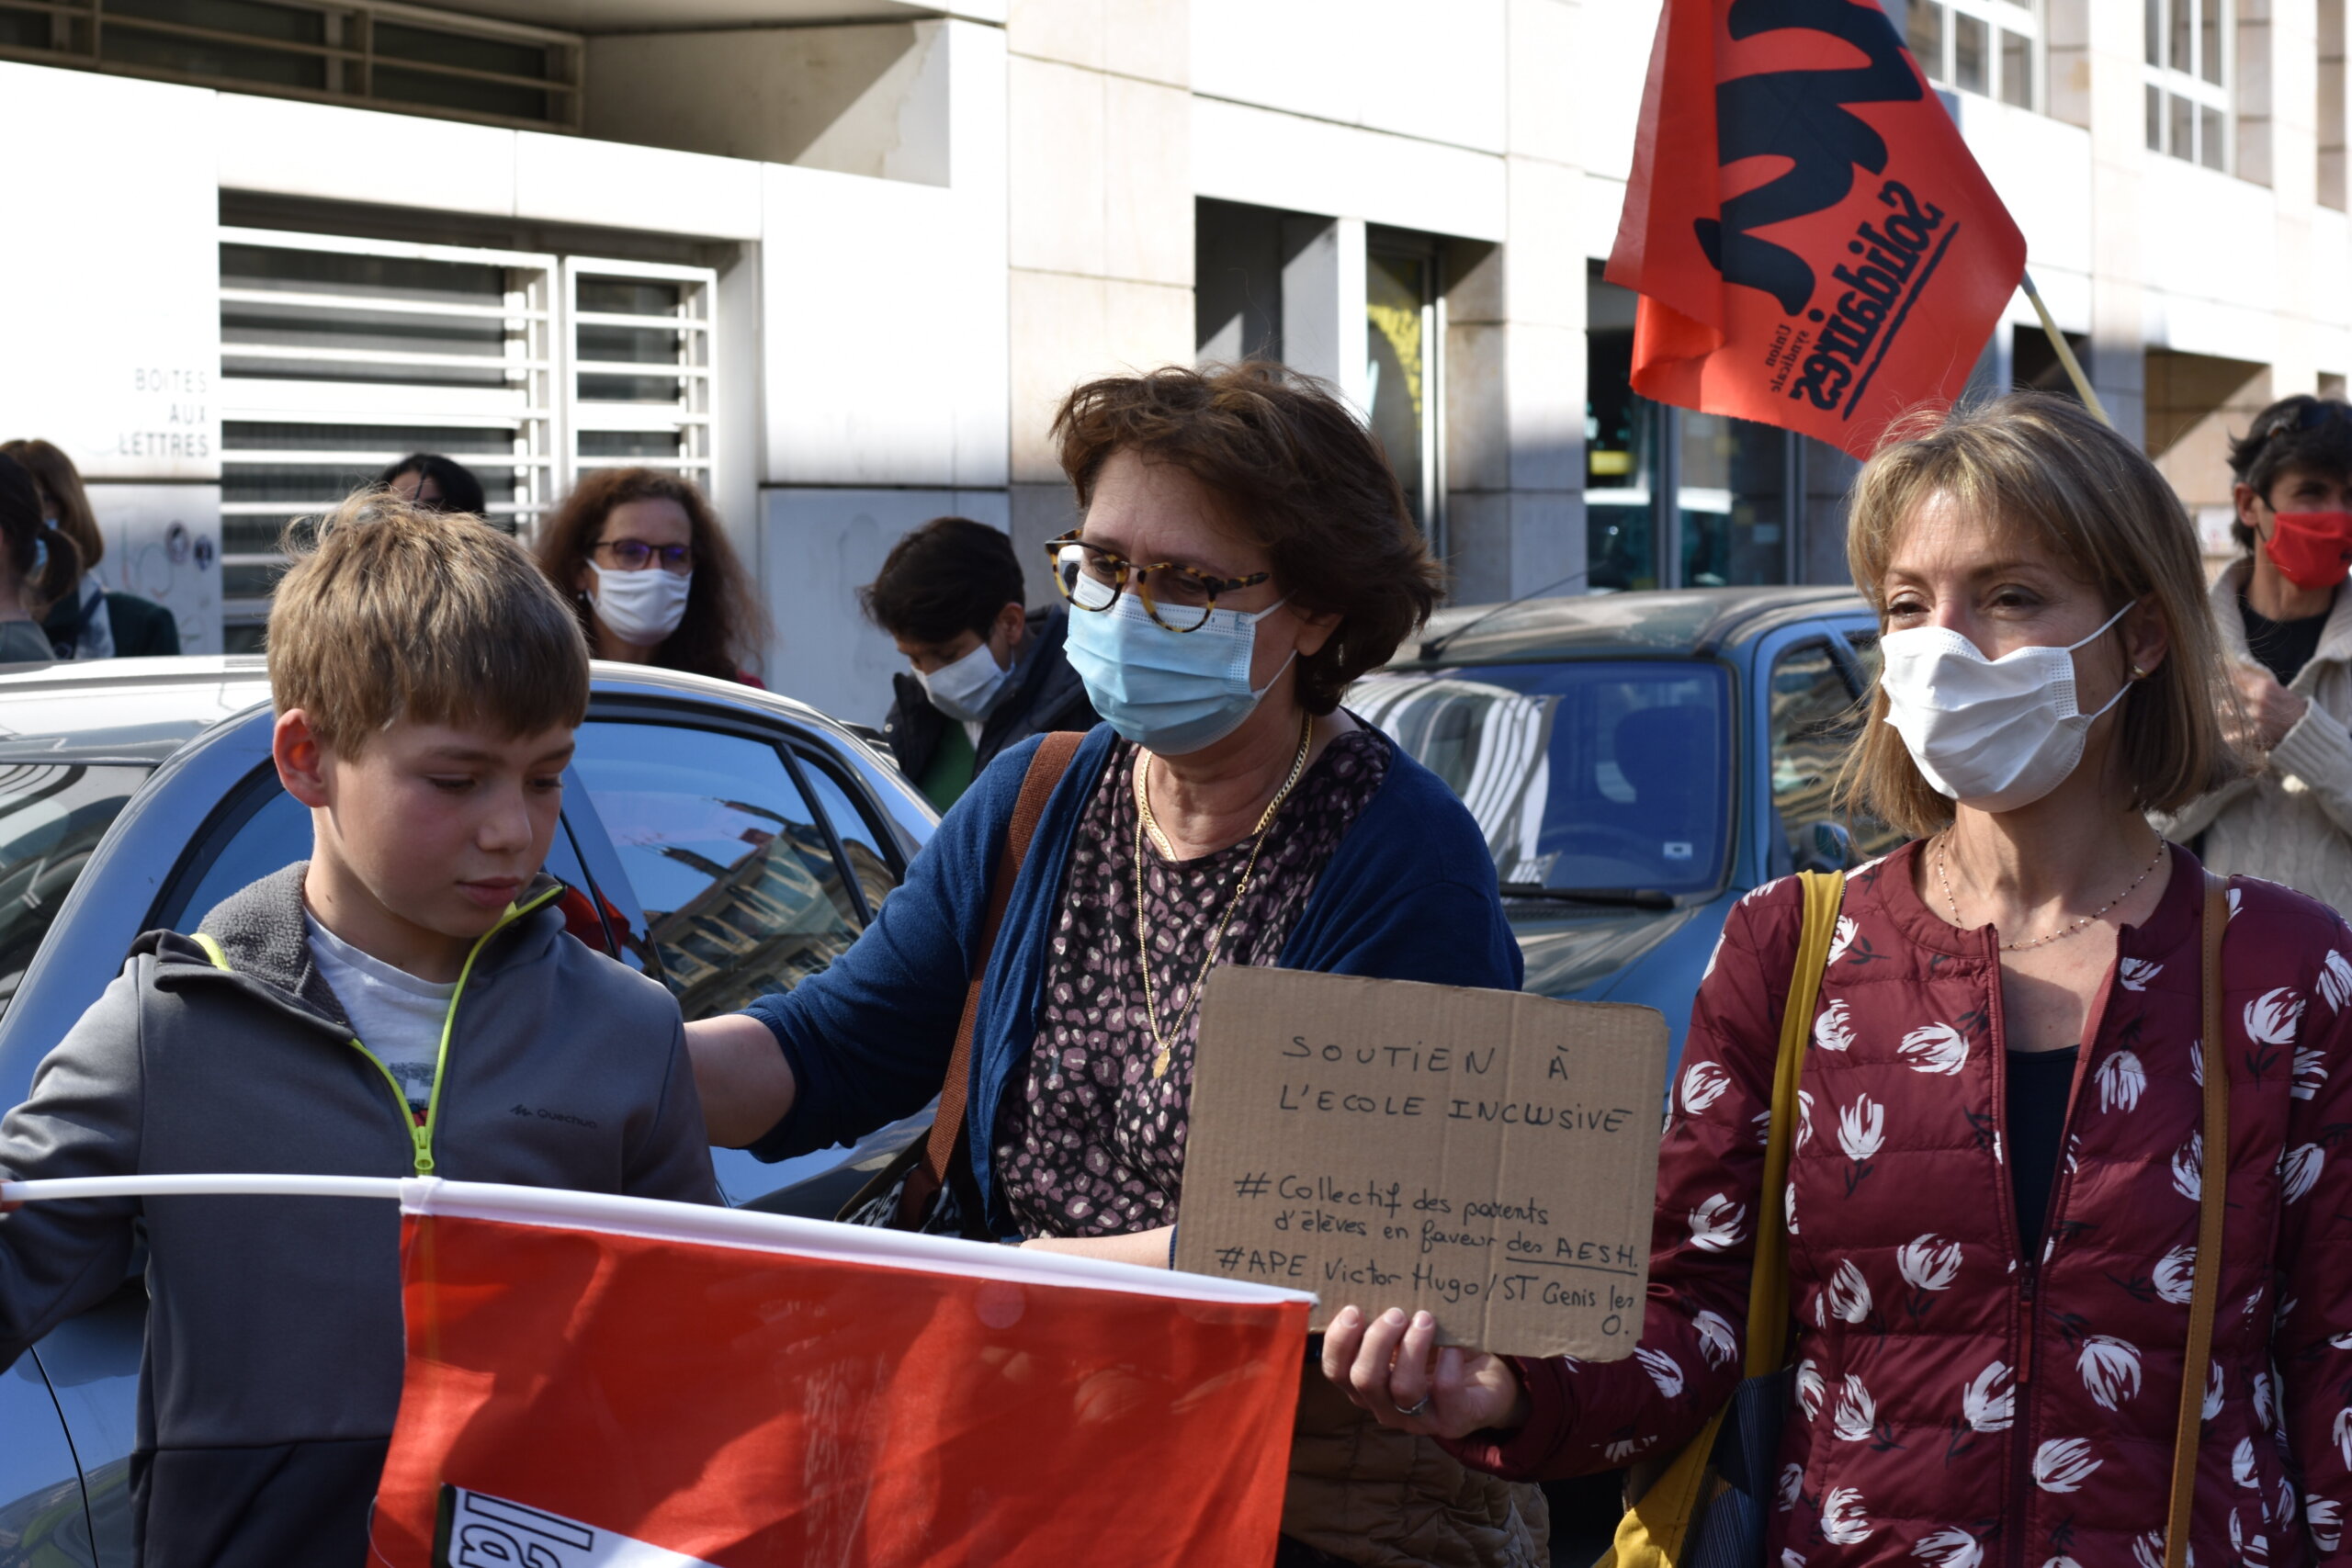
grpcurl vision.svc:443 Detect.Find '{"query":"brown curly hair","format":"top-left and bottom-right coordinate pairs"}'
top-left (535, 468), bottom-right (765, 682)
top-left (1051, 362), bottom-right (1442, 715)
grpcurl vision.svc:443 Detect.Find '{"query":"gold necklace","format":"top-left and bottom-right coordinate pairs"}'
top-left (1134, 714), bottom-right (1316, 1079)
top-left (1934, 829), bottom-right (2168, 952)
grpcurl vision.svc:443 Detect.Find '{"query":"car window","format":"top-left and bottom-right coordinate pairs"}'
top-left (1354, 661), bottom-right (1731, 897)
top-left (1769, 643), bottom-right (1859, 859)
top-left (829, 728), bottom-right (935, 861)
top-left (1846, 626), bottom-right (1883, 686)
top-left (0, 763), bottom-right (148, 1015)
top-left (1769, 639), bottom-right (1905, 863)
top-left (173, 783), bottom-right (309, 930)
top-left (568, 721), bottom-right (866, 1020)
top-left (792, 749), bottom-right (899, 917)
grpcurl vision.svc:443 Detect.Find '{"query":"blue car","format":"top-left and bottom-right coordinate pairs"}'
top-left (1357, 585), bottom-right (1903, 1071)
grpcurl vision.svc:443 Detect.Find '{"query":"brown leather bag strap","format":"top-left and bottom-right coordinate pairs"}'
top-left (907, 730), bottom-right (1088, 1212)
top-left (2165, 870), bottom-right (2231, 1568)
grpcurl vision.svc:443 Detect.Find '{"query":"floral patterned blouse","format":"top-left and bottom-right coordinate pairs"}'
top-left (992, 728), bottom-right (1390, 1237)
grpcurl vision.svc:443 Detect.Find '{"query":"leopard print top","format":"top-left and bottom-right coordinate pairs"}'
top-left (992, 728), bottom-right (1390, 1237)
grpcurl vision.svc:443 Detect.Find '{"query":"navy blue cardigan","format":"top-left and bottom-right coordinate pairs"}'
top-left (745, 722), bottom-right (1523, 1234)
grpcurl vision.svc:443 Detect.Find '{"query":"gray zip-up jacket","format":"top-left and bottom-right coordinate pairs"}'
top-left (0, 863), bottom-right (718, 1567)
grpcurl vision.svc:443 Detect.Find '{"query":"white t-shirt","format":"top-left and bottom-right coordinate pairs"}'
top-left (306, 915), bottom-right (458, 1116)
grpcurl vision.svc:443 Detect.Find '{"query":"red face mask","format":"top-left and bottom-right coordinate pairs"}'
top-left (2263, 510), bottom-right (2352, 591)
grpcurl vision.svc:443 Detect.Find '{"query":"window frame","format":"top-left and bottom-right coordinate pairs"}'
top-left (1909, 0), bottom-right (2044, 113)
top-left (2144, 0), bottom-right (2235, 172)
top-left (562, 256), bottom-right (718, 502)
top-left (0, 0), bottom-right (584, 133)
top-left (218, 231), bottom-right (719, 644)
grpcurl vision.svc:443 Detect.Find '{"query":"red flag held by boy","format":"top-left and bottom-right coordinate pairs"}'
top-left (368, 1180), bottom-right (1308, 1568)
top-left (1611, 0), bottom-right (2028, 457)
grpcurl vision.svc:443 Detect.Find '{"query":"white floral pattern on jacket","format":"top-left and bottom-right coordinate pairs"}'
top-left (1448, 845), bottom-right (2352, 1568)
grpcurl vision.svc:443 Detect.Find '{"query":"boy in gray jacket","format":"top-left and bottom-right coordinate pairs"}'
top-left (0, 492), bottom-right (718, 1566)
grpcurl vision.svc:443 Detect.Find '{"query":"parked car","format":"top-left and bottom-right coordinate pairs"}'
top-left (0, 656), bottom-right (938, 1564)
top-left (1358, 585), bottom-right (1901, 1064)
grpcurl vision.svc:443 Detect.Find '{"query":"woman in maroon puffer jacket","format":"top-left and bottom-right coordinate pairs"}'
top-left (1325, 394), bottom-right (2352, 1568)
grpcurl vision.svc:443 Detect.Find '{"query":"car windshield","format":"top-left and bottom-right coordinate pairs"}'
top-left (0, 762), bottom-right (148, 1014)
top-left (1354, 660), bottom-right (1730, 897)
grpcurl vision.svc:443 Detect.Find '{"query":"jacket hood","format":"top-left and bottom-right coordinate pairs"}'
top-left (991, 605), bottom-right (1094, 739)
top-left (134, 862), bottom-right (568, 1034)
top-left (2211, 555), bottom-right (2352, 674)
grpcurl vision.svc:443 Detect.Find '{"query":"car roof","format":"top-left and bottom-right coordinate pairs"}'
top-left (0, 655), bottom-right (863, 762)
top-left (1392, 585), bottom-right (1871, 668)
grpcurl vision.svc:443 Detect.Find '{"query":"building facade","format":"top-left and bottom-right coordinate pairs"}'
top-left (0, 0), bottom-right (2341, 721)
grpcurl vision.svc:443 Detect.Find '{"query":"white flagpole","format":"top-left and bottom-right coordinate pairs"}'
top-left (2, 1173), bottom-right (406, 1202)
top-left (2021, 270), bottom-right (2111, 427)
top-left (0, 1174), bottom-right (1319, 1307)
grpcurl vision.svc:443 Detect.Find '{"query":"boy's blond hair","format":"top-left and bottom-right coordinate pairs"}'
top-left (268, 490), bottom-right (590, 756)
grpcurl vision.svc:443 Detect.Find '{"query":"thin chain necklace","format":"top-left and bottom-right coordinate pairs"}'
top-left (1933, 829), bottom-right (2167, 952)
top-left (1134, 714), bottom-right (1315, 1079)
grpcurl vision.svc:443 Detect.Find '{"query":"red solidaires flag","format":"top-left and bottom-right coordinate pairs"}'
top-left (1610, 0), bottom-right (2029, 457)
top-left (368, 1180), bottom-right (1308, 1568)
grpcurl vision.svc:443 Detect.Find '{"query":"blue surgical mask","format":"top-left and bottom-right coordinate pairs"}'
top-left (1064, 588), bottom-right (1294, 755)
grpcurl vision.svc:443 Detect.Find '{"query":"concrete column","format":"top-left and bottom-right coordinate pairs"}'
top-left (1444, 0), bottom-right (1584, 605)
top-left (2270, 0), bottom-right (2324, 396)
top-left (2086, 0), bottom-right (2148, 444)
top-left (1004, 0), bottom-right (1194, 602)
top-left (1278, 214), bottom-right (1370, 412)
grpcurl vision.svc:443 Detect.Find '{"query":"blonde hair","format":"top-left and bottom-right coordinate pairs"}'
top-left (1838, 393), bottom-right (2243, 836)
top-left (0, 438), bottom-right (100, 570)
top-left (269, 490), bottom-right (589, 757)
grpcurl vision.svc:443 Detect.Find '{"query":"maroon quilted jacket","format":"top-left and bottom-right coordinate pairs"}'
top-left (1451, 842), bottom-right (2352, 1568)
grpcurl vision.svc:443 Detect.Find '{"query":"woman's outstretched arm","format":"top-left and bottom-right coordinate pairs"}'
top-left (686, 1012), bottom-right (798, 1148)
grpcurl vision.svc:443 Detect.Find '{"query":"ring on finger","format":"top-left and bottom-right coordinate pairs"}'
top-left (1393, 1395), bottom-right (1430, 1417)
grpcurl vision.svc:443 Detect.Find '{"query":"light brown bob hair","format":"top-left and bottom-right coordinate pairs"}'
top-left (1052, 361), bottom-right (1443, 715)
top-left (1, 438), bottom-right (101, 572)
top-left (269, 490), bottom-right (589, 757)
top-left (534, 468), bottom-right (765, 682)
top-left (1838, 392), bottom-right (2242, 836)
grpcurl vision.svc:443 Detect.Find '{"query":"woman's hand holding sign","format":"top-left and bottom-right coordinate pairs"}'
top-left (1320, 1304), bottom-right (1529, 1440)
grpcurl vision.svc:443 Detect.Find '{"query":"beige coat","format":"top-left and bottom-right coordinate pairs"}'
top-left (2162, 557), bottom-right (2352, 916)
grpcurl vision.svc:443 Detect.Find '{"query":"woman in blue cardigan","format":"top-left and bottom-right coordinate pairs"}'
top-left (688, 362), bottom-right (1540, 1568)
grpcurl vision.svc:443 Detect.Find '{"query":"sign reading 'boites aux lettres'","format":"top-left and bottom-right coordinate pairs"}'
top-left (1176, 968), bottom-right (1669, 1361)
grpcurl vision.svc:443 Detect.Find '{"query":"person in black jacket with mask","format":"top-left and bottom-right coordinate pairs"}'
top-left (861, 516), bottom-right (1099, 810)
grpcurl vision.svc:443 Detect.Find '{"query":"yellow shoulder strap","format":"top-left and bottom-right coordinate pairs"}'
top-left (1603, 869), bottom-right (1845, 1568)
top-left (191, 933), bottom-right (232, 971)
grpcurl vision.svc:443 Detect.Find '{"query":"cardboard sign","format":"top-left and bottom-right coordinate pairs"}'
top-left (1175, 968), bottom-right (1668, 1360)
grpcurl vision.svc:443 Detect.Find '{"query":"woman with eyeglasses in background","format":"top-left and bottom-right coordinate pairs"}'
top-left (534, 468), bottom-right (767, 685)
top-left (683, 363), bottom-right (1544, 1568)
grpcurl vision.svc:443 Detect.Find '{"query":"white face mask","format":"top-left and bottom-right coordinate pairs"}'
top-left (917, 638), bottom-right (1011, 724)
top-left (588, 563), bottom-right (692, 649)
top-left (1878, 603), bottom-right (2136, 812)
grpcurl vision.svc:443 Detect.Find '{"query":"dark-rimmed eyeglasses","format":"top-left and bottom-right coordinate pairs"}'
top-left (1043, 531), bottom-right (1272, 633)
top-left (593, 537), bottom-right (693, 575)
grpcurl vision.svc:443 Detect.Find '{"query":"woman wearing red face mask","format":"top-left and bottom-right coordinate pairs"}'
top-left (2162, 394), bottom-right (2352, 912)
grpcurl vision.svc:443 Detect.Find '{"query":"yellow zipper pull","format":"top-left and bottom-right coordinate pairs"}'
top-left (412, 1128), bottom-right (435, 1176)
